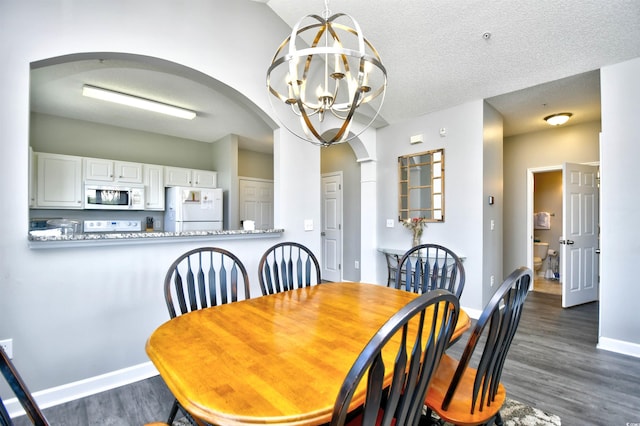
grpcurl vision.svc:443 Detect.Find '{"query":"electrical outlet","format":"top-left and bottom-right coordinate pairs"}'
top-left (386, 219), bottom-right (394, 228)
top-left (354, 260), bottom-right (360, 269)
top-left (0, 338), bottom-right (13, 359)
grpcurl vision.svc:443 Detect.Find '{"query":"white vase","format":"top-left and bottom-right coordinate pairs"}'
top-left (412, 232), bottom-right (421, 247)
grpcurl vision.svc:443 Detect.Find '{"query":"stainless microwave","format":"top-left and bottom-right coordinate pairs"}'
top-left (84, 183), bottom-right (145, 210)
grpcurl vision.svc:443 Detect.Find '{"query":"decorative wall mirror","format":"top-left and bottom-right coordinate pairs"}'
top-left (398, 148), bottom-right (444, 222)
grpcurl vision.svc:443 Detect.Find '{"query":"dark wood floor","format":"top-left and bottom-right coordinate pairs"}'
top-left (10, 291), bottom-right (640, 426)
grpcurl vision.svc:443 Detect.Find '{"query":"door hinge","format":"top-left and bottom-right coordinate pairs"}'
top-left (339, 264), bottom-right (341, 270)
top-left (339, 224), bottom-right (341, 230)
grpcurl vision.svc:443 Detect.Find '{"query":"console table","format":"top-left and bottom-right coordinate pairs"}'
top-left (377, 247), bottom-right (466, 287)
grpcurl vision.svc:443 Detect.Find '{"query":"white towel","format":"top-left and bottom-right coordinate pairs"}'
top-left (534, 212), bottom-right (551, 230)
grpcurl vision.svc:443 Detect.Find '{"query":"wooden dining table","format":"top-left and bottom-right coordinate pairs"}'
top-left (146, 282), bottom-right (470, 426)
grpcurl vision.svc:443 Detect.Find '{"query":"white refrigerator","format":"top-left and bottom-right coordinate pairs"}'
top-left (164, 187), bottom-right (223, 232)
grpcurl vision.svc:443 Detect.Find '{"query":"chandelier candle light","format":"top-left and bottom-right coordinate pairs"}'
top-left (403, 217), bottom-right (428, 247)
top-left (266, 0), bottom-right (387, 146)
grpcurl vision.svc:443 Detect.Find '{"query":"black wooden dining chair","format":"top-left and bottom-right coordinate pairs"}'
top-left (395, 243), bottom-right (466, 299)
top-left (1, 346), bottom-right (49, 426)
top-left (164, 246), bottom-right (251, 318)
top-left (162, 246), bottom-right (250, 424)
top-left (424, 267), bottom-right (532, 426)
top-left (258, 241), bottom-right (321, 296)
top-left (331, 289), bottom-right (460, 426)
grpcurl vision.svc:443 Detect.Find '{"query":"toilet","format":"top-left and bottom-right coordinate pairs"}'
top-left (533, 242), bottom-right (549, 276)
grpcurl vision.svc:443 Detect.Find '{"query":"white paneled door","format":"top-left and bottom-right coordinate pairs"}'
top-left (239, 178), bottom-right (274, 230)
top-left (321, 173), bottom-right (342, 282)
top-left (561, 162), bottom-right (599, 308)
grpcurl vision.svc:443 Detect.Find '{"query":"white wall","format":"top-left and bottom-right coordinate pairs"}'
top-left (599, 57), bottom-right (640, 355)
top-left (0, 0), bottom-right (322, 399)
top-left (375, 100), bottom-right (485, 311)
top-left (503, 121), bottom-right (601, 277)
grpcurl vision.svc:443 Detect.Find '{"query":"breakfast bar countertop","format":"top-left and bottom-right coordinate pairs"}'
top-left (28, 228), bottom-right (285, 249)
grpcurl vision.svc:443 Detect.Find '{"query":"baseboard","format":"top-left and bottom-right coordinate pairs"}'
top-left (462, 305), bottom-right (482, 320)
top-left (5, 361), bottom-right (159, 419)
top-left (597, 336), bottom-right (640, 358)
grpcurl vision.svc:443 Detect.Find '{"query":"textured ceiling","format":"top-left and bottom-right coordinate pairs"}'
top-left (267, 0), bottom-right (640, 136)
top-left (30, 1), bottom-right (640, 153)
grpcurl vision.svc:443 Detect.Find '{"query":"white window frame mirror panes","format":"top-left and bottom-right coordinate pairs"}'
top-left (398, 148), bottom-right (444, 222)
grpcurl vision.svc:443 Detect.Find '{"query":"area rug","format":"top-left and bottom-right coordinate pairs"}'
top-left (436, 397), bottom-right (561, 426)
top-left (172, 398), bottom-right (561, 425)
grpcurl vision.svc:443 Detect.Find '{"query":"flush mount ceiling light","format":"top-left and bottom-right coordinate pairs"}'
top-left (82, 85), bottom-right (196, 120)
top-left (266, 0), bottom-right (387, 147)
top-left (544, 112), bottom-right (572, 126)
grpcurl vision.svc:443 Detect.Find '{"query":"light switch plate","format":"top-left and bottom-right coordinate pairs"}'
top-left (304, 219), bottom-right (313, 231)
top-left (386, 219), bottom-right (394, 228)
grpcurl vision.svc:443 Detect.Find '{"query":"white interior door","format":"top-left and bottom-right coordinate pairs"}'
top-left (561, 162), bottom-right (599, 308)
top-left (239, 178), bottom-right (274, 230)
top-left (321, 173), bottom-right (342, 282)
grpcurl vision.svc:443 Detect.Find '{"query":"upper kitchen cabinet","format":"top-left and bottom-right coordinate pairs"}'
top-left (84, 158), bottom-right (143, 183)
top-left (165, 166), bottom-right (217, 188)
top-left (35, 152), bottom-right (83, 209)
top-left (193, 169), bottom-right (217, 188)
top-left (143, 164), bottom-right (165, 210)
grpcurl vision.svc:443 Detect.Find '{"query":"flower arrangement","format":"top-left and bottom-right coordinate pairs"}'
top-left (402, 217), bottom-right (428, 247)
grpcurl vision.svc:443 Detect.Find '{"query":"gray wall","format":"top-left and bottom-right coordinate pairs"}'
top-left (321, 142), bottom-right (361, 282)
top-left (503, 121), bottom-right (601, 277)
top-left (482, 102), bottom-right (504, 301)
top-left (211, 134), bottom-right (238, 230)
top-left (31, 113), bottom-right (217, 169)
top-left (375, 100), bottom-right (486, 310)
top-left (238, 150), bottom-right (274, 180)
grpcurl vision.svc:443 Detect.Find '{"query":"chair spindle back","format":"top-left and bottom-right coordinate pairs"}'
top-left (395, 243), bottom-right (466, 298)
top-left (164, 247), bottom-right (250, 318)
top-left (258, 242), bottom-right (321, 296)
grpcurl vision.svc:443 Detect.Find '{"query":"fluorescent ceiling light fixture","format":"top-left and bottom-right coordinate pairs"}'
top-left (544, 112), bottom-right (572, 126)
top-left (82, 85), bottom-right (196, 120)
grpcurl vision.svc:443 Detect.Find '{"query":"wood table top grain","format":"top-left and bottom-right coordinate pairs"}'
top-left (146, 282), bottom-right (470, 426)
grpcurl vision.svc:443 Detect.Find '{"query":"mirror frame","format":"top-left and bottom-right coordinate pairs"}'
top-left (398, 148), bottom-right (444, 222)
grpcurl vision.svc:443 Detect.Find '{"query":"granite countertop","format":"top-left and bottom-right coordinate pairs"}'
top-left (28, 228), bottom-right (285, 248)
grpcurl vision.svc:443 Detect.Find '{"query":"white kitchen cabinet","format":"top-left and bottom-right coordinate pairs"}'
top-left (84, 158), bottom-right (143, 183)
top-left (164, 166), bottom-right (192, 187)
top-left (164, 167), bottom-right (217, 188)
top-left (143, 164), bottom-right (165, 210)
top-left (35, 152), bottom-right (83, 209)
top-left (115, 161), bottom-right (143, 183)
top-left (192, 169), bottom-right (217, 188)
